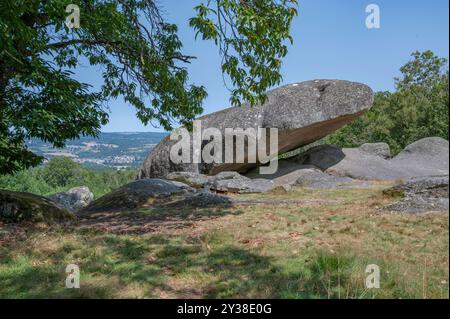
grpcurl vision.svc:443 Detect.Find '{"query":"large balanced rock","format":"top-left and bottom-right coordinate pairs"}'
top-left (0, 190), bottom-right (75, 223)
top-left (48, 186), bottom-right (94, 212)
top-left (138, 80), bottom-right (374, 179)
top-left (384, 175), bottom-right (449, 213)
top-left (292, 137), bottom-right (449, 180)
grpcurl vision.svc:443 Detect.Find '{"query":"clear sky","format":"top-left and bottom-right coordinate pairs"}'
top-left (98, 0), bottom-right (449, 132)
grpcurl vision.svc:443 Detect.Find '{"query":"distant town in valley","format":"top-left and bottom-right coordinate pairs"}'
top-left (27, 132), bottom-right (168, 170)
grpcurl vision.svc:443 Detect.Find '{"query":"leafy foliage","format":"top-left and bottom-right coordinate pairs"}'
top-left (190, 0), bottom-right (298, 106)
top-left (326, 51), bottom-right (449, 155)
top-left (40, 157), bottom-right (86, 188)
top-left (0, 0), bottom-right (298, 174)
top-left (0, 157), bottom-right (135, 199)
top-left (395, 50), bottom-right (448, 90)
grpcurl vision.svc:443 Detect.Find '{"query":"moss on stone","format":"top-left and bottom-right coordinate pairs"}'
top-left (0, 190), bottom-right (76, 223)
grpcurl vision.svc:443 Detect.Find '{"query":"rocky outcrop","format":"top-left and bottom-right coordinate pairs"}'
top-left (0, 190), bottom-right (75, 223)
top-left (164, 167), bottom-right (371, 193)
top-left (81, 179), bottom-right (194, 213)
top-left (48, 186), bottom-right (94, 212)
top-left (390, 137), bottom-right (449, 175)
top-left (79, 179), bottom-right (237, 214)
top-left (166, 170), bottom-right (283, 194)
top-left (166, 172), bottom-right (212, 189)
top-left (294, 145), bottom-right (402, 180)
top-left (211, 171), bottom-right (248, 182)
top-left (291, 138), bottom-right (449, 180)
top-left (384, 176), bottom-right (449, 213)
top-left (138, 80), bottom-right (374, 179)
top-left (166, 171), bottom-right (279, 194)
top-left (210, 178), bottom-right (275, 194)
top-left (293, 168), bottom-right (371, 189)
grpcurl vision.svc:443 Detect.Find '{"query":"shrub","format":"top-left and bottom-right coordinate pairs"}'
top-left (0, 157), bottom-right (136, 199)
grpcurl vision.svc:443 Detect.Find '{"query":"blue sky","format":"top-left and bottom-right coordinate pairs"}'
top-left (99, 0), bottom-right (449, 132)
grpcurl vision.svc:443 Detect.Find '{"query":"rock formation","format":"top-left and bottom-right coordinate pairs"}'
top-left (81, 179), bottom-right (194, 213)
top-left (138, 80), bottom-right (374, 179)
top-left (69, 138), bottom-right (450, 214)
top-left (292, 137), bottom-right (449, 180)
top-left (80, 178), bottom-right (234, 214)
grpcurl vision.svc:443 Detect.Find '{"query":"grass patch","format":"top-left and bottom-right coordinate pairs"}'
top-left (0, 185), bottom-right (448, 299)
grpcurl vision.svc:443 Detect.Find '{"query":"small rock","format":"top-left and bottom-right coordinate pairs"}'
top-left (48, 186), bottom-right (94, 212)
top-left (210, 178), bottom-right (274, 194)
top-left (166, 172), bottom-right (212, 188)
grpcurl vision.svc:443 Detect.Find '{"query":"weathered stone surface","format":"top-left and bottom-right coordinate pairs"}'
top-left (359, 143), bottom-right (391, 159)
top-left (387, 197), bottom-right (449, 214)
top-left (248, 157), bottom-right (372, 189)
top-left (0, 190), bottom-right (75, 223)
top-left (210, 171), bottom-right (250, 182)
top-left (272, 169), bottom-right (313, 187)
top-left (210, 178), bottom-right (275, 194)
top-left (165, 171), bottom-right (251, 189)
top-left (166, 172), bottom-right (212, 189)
top-left (293, 168), bottom-right (371, 189)
top-left (293, 145), bottom-right (399, 180)
top-left (384, 175), bottom-right (449, 213)
top-left (81, 179), bottom-right (194, 213)
top-left (48, 186), bottom-right (94, 212)
top-left (384, 175), bottom-right (449, 198)
top-left (390, 137), bottom-right (449, 175)
top-left (138, 80), bottom-right (374, 179)
top-left (293, 138), bottom-right (449, 180)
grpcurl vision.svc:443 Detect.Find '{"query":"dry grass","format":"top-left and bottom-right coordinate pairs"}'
top-left (0, 184), bottom-right (448, 299)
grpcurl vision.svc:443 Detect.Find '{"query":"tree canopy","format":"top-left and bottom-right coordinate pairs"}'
top-left (0, 0), bottom-right (298, 174)
top-left (326, 50), bottom-right (449, 155)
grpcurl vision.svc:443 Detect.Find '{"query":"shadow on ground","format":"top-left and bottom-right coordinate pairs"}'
top-left (0, 229), bottom-right (373, 299)
top-left (76, 198), bottom-right (242, 235)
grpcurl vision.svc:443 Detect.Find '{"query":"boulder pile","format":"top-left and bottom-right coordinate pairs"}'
top-left (291, 137), bottom-right (448, 180)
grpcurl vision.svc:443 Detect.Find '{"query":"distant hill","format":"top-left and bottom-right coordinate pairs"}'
top-left (27, 132), bottom-right (167, 170)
